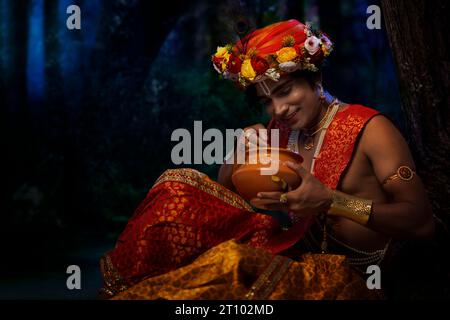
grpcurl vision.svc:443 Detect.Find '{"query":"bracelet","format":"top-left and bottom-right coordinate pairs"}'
top-left (382, 165), bottom-right (415, 185)
top-left (327, 190), bottom-right (373, 225)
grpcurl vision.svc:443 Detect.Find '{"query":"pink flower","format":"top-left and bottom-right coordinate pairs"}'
top-left (304, 36), bottom-right (321, 55)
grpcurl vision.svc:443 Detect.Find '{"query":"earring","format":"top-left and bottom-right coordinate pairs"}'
top-left (317, 84), bottom-right (326, 103)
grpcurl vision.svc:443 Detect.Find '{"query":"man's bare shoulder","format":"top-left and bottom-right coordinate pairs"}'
top-left (364, 113), bottom-right (398, 132)
top-left (361, 114), bottom-right (407, 150)
top-left (359, 113), bottom-right (416, 182)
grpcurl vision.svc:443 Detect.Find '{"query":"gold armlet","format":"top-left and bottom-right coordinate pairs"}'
top-left (327, 190), bottom-right (373, 225)
top-left (382, 165), bottom-right (415, 185)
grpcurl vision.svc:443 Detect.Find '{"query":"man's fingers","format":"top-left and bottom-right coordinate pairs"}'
top-left (247, 136), bottom-right (268, 148)
top-left (250, 198), bottom-right (287, 212)
top-left (250, 198), bottom-right (281, 210)
top-left (242, 125), bottom-right (268, 149)
top-left (257, 191), bottom-right (283, 200)
top-left (248, 139), bottom-right (268, 149)
top-left (250, 198), bottom-right (280, 206)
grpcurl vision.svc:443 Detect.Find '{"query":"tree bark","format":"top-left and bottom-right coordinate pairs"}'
top-left (381, 0), bottom-right (450, 225)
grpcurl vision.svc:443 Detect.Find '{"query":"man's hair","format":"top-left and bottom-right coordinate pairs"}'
top-left (245, 70), bottom-right (321, 113)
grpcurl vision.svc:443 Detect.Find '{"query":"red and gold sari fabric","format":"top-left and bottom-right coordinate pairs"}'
top-left (111, 239), bottom-right (380, 300)
top-left (100, 104), bottom-right (380, 299)
top-left (100, 169), bottom-right (278, 296)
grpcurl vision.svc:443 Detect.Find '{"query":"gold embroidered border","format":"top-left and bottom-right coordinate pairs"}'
top-left (99, 254), bottom-right (129, 297)
top-left (153, 169), bottom-right (254, 212)
top-left (245, 255), bottom-right (293, 300)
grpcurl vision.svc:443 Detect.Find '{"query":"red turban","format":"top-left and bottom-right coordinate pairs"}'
top-left (212, 19), bottom-right (333, 88)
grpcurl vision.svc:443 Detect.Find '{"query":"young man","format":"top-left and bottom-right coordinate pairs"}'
top-left (216, 19), bottom-right (434, 269)
top-left (100, 19), bottom-right (434, 299)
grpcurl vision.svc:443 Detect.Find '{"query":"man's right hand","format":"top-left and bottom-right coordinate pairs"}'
top-left (217, 123), bottom-right (267, 190)
top-left (238, 123), bottom-right (268, 152)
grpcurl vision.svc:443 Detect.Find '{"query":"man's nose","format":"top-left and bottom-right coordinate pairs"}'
top-left (273, 101), bottom-right (289, 118)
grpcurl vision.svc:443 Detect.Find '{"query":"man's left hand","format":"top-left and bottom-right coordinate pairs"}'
top-left (250, 161), bottom-right (333, 217)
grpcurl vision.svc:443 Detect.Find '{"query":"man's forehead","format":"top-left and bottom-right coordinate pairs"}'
top-left (255, 77), bottom-right (290, 97)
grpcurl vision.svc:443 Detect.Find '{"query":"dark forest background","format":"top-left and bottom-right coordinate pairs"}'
top-left (0, 0), bottom-right (448, 299)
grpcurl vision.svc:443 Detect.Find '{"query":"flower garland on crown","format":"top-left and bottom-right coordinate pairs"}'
top-left (211, 23), bottom-right (333, 88)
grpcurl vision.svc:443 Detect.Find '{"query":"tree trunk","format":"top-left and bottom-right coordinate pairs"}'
top-left (381, 0), bottom-right (450, 225)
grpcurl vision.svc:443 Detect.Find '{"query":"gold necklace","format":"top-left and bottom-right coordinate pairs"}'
top-left (302, 99), bottom-right (339, 150)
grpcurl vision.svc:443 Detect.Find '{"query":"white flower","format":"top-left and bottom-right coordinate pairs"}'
top-left (212, 61), bottom-right (222, 74)
top-left (304, 23), bottom-right (313, 37)
top-left (278, 61), bottom-right (299, 73)
top-left (304, 36), bottom-right (321, 55)
top-left (265, 68), bottom-right (280, 81)
top-left (304, 62), bottom-right (318, 72)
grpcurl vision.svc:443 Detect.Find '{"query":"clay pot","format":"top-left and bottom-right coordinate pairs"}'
top-left (231, 147), bottom-right (303, 201)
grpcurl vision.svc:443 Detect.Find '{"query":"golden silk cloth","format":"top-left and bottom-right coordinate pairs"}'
top-left (112, 240), bottom-right (380, 300)
top-left (100, 104), bottom-right (380, 298)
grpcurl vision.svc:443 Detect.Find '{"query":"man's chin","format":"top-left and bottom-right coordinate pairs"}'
top-left (288, 120), bottom-right (305, 130)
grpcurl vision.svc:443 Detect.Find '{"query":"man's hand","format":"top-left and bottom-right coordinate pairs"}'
top-left (250, 161), bottom-right (333, 216)
top-left (238, 123), bottom-right (268, 152)
top-left (217, 123), bottom-right (267, 190)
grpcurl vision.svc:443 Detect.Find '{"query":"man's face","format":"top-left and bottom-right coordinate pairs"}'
top-left (255, 75), bottom-right (320, 130)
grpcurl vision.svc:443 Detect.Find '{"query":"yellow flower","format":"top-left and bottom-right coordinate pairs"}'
top-left (321, 43), bottom-right (332, 57)
top-left (214, 46), bottom-right (229, 59)
top-left (276, 47), bottom-right (298, 63)
top-left (214, 47), bottom-right (231, 72)
top-left (221, 58), bottom-right (230, 71)
top-left (240, 59), bottom-right (256, 80)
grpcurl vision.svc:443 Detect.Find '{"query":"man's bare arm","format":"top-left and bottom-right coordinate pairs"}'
top-left (360, 115), bottom-right (435, 238)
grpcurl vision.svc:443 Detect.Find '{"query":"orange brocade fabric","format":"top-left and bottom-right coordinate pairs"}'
top-left (101, 169), bottom-right (278, 295)
top-left (100, 104), bottom-right (380, 298)
top-left (112, 240), bottom-right (380, 300)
